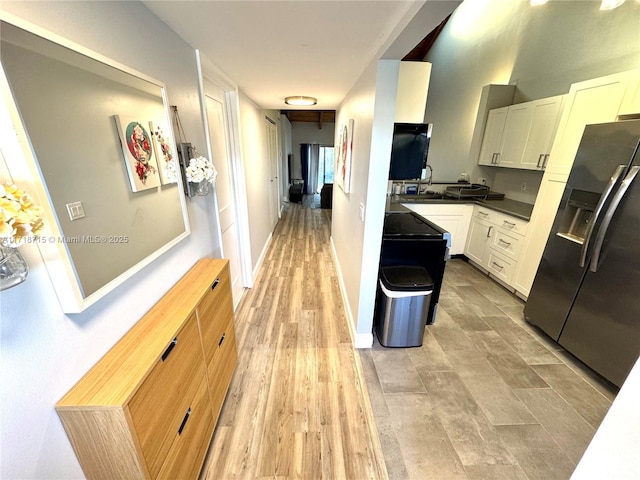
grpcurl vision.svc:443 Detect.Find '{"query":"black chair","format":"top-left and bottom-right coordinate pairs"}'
top-left (320, 183), bottom-right (333, 209)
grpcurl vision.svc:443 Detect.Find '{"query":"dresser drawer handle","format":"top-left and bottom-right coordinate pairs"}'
top-left (498, 239), bottom-right (512, 247)
top-left (161, 337), bottom-right (178, 362)
top-left (218, 332), bottom-right (226, 348)
top-left (503, 221), bottom-right (516, 228)
top-left (178, 407), bottom-right (191, 435)
top-left (491, 261), bottom-right (504, 271)
top-left (211, 278), bottom-right (220, 291)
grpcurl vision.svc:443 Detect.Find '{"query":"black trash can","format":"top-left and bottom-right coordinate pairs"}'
top-left (376, 266), bottom-right (434, 347)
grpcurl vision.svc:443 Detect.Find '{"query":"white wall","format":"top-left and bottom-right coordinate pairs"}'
top-left (423, 0), bottom-right (640, 191)
top-left (332, 59), bottom-right (399, 347)
top-left (290, 121), bottom-right (335, 180)
top-left (0, 3), bottom-right (220, 479)
top-left (238, 93), bottom-right (275, 274)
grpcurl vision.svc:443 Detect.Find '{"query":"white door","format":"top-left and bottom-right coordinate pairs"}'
top-left (206, 89), bottom-right (244, 305)
top-left (265, 118), bottom-right (279, 227)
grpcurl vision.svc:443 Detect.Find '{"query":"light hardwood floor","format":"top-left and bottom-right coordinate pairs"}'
top-left (202, 202), bottom-right (388, 479)
top-left (202, 201), bottom-right (617, 480)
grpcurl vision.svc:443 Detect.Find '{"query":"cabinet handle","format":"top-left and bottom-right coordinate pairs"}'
top-left (492, 153), bottom-right (497, 164)
top-left (218, 332), bottom-right (226, 347)
top-left (478, 211), bottom-right (489, 217)
top-left (542, 154), bottom-right (550, 169)
top-left (486, 226), bottom-right (493, 238)
top-left (503, 221), bottom-right (516, 229)
top-left (495, 153), bottom-right (500, 165)
top-left (491, 261), bottom-right (504, 271)
top-left (178, 407), bottom-right (191, 435)
top-left (161, 337), bottom-right (178, 362)
top-left (211, 278), bottom-right (220, 291)
top-left (537, 154), bottom-right (544, 168)
top-left (498, 238), bottom-right (512, 247)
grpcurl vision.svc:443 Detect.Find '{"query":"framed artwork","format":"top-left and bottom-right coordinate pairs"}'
top-left (149, 120), bottom-right (178, 185)
top-left (114, 115), bottom-right (161, 192)
top-left (336, 118), bottom-right (354, 193)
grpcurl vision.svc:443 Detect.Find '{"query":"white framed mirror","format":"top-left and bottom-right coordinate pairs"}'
top-left (0, 16), bottom-right (191, 313)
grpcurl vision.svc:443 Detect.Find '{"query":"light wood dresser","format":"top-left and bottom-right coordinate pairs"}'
top-left (56, 258), bottom-right (237, 480)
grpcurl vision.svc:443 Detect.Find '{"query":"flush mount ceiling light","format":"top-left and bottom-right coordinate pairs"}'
top-left (600, 0), bottom-right (625, 9)
top-left (284, 96), bottom-right (317, 106)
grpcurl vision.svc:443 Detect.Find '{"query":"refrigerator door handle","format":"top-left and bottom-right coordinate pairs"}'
top-left (590, 165), bottom-right (640, 273)
top-left (579, 164), bottom-right (626, 268)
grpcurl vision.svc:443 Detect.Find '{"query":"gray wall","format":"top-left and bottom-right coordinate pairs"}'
top-left (0, 2), bottom-right (219, 478)
top-left (423, 0), bottom-right (640, 198)
top-left (290, 121), bottom-right (335, 180)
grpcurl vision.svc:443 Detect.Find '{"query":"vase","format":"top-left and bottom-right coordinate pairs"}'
top-left (0, 245), bottom-right (29, 291)
top-left (193, 180), bottom-right (210, 196)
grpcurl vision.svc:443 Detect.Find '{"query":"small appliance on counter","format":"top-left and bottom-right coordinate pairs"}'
top-left (444, 184), bottom-right (505, 200)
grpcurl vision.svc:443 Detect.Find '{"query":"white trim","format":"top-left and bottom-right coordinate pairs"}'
top-left (199, 57), bottom-right (254, 289)
top-left (0, 15), bottom-right (190, 313)
top-left (225, 90), bottom-right (254, 288)
top-left (330, 236), bottom-right (373, 349)
top-left (252, 232), bottom-right (273, 280)
top-left (195, 51), bottom-right (224, 257)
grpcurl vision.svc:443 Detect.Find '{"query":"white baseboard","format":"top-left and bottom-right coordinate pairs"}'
top-left (330, 237), bottom-right (373, 349)
top-left (252, 232), bottom-right (273, 280)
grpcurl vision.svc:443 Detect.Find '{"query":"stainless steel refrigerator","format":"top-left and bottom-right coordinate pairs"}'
top-left (525, 119), bottom-right (640, 388)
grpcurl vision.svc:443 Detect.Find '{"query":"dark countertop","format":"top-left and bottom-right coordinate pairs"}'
top-left (385, 195), bottom-right (534, 221)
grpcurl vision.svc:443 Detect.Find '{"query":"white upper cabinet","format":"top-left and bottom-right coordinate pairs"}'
top-left (617, 68), bottom-right (640, 117)
top-left (500, 103), bottom-right (533, 168)
top-left (519, 96), bottom-right (564, 170)
top-left (478, 106), bottom-right (509, 166)
top-left (477, 95), bottom-right (564, 171)
top-left (545, 71), bottom-right (633, 176)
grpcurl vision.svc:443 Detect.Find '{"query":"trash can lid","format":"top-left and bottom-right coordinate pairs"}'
top-left (380, 266), bottom-right (434, 292)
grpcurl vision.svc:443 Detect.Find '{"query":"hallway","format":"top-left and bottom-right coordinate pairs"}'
top-left (202, 202), bottom-right (616, 479)
top-left (202, 202), bottom-right (387, 479)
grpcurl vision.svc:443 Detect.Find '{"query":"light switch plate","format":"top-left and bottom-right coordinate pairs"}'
top-left (66, 201), bottom-right (85, 221)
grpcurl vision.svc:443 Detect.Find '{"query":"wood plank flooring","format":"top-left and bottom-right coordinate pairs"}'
top-left (202, 202), bottom-right (387, 479)
top-left (202, 201), bottom-right (617, 480)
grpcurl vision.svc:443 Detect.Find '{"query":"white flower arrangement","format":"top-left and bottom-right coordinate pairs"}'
top-left (0, 182), bottom-right (44, 246)
top-left (185, 155), bottom-right (217, 184)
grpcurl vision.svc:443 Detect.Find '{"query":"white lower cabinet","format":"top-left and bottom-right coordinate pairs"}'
top-left (402, 203), bottom-right (473, 255)
top-left (464, 206), bottom-right (528, 288)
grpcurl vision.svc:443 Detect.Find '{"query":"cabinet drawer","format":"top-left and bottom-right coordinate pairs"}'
top-left (491, 229), bottom-right (522, 260)
top-left (157, 378), bottom-right (214, 480)
top-left (207, 317), bottom-right (238, 422)
top-left (474, 207), bottom-right (528, 236)
top-left (128, 313), bottom-right (206, 479)
top-left (197, 266), bottom-right (234, 367)
top-left (487, 251), bottom-right (515, 284)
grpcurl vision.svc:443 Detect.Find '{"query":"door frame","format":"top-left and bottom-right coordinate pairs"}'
top-left (196, 51), bottom-right (254, 290)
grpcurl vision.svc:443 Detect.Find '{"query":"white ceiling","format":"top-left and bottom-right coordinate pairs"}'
top-left (143, 1), bottom-right (459, 110)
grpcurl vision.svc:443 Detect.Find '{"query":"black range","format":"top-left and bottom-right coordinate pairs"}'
top-left (377, 212), bottom-right (450, 325)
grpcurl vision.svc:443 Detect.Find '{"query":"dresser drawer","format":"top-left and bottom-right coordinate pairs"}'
top-left (128, 313), bottom-right (206, 479)
top-left (157, 377), bottom-right (214, 480)
top-left (491, 229), bottom-right (522, 260)
top-left (207, 317), bottom-right (237, 423)
top-left (197, 266), bottom-right (234, 367)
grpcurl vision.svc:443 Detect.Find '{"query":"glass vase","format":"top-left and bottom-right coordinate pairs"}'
top-left (0, 245), bottom-right (29, 291)
top-left (193, 180), bottom-right (210, 196)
